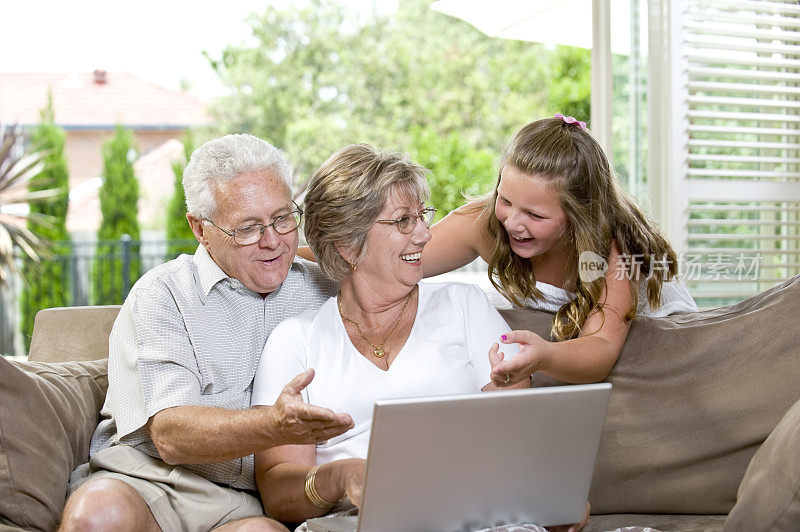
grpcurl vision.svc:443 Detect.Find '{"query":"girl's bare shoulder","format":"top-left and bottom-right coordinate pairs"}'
top-left (451, 201), bottom-right (495, 259)
top-left (424, 201), bottom-right (494, 276)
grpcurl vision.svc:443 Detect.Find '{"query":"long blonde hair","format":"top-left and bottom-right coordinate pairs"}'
top-left (485, 117), bottom-right (678, 340)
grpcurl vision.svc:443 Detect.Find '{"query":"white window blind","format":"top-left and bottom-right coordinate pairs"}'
top-left (680, 0), bottom-right (800, 307)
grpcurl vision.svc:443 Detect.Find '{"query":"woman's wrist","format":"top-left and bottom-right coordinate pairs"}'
top-left (305, 465), bottom-right (338, 509)
top-left (311, 462), bottom-right (345, 507)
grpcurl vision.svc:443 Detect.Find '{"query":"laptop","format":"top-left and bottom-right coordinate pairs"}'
top-left (307, 383), bottom-right (612, 532)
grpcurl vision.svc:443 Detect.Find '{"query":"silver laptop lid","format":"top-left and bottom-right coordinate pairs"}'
top-left (355, 383), bottom-right (611, 531)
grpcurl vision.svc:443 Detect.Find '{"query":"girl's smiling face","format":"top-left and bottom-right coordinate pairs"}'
top-left (494, 165), bottom-right (570, 260)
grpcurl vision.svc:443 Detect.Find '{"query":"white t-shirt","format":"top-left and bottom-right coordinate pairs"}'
top-left (526, 278), bottom-right (698, 317)
top-left (251, 282), bottom-right (519, 465)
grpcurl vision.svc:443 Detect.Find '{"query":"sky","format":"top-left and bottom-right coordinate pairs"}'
top-left (1, 0), bottom-right (396, 100)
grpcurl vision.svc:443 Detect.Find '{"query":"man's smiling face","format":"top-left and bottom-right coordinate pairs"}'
top-left (196, 169), bottom-right (299, 295)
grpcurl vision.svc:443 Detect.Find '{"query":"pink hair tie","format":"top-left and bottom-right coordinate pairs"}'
top-left (554, 113), bottom-right (587, 131)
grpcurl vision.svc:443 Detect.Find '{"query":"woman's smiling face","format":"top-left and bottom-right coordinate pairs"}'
top-left (494, 165), bottom-right (569, 260)
top-left (355, 189), bottom-right (432, 291)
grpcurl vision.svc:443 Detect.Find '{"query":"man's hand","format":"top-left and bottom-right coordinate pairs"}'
top-left (490, 330), bottom-right (551, 387)
top-left (265, 369), bottom-right (354, 446)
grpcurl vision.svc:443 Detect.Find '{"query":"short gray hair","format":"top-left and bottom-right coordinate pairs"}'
top-left (304, 144), bottom-right (430, 282)
top-left (183, 134), bottom-right (292, 219)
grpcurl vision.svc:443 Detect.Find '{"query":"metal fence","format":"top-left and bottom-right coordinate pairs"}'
top-left (1, 237), bottom-right (197, 355)
top-left (21, 237), bottom-right (198, 306)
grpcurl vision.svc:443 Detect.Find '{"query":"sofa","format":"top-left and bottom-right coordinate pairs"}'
top-left (2, 276), bottom-right (800, 532)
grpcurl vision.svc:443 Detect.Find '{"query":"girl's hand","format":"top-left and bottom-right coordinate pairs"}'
top-left (490, 330), bottom-right (551, 386)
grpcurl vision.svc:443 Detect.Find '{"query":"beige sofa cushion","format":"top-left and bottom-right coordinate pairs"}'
top-left (586, 513), bottom-right (728, 531)
top-left (28, 305), bottom-right (120, 363)
top-left (500, 274), bottom-right (800, 516)
top-left (724, 396), bottom-right (800, 531)
top-left (0, 357), bottom-right (108, 531)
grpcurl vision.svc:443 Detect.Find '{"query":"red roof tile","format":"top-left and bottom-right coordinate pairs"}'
top-left (0, 71), bottom-right (211, 128)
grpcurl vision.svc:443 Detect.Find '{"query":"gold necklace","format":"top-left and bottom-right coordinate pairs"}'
top-left (337, 289), bottom-right (414, 358)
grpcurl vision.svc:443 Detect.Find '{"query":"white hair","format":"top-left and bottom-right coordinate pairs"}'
top-left (183, 134), bottom-right (293, 219)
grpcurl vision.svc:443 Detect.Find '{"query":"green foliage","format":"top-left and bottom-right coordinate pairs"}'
top-left (407, 127), bottom-right (496, 218)
top-left (20, 94), bottom-right (71, 348)
top-left (26, 96), bottom-right (70, 240)
top-left (166, 133), bottom-right (198, 259)
top-left (207, 0), bottom-right (566, 183)
top-left (98, 126), bottom-right (140, 240)
top-left (546, 45), bottom-right (592, 124)
top-left (93, 125), bottom-right (140, 305)
top-left (0, 124), bottom-right (51, 284)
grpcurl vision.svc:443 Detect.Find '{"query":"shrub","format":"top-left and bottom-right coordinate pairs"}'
top-left (92, 125), bottom-right (140, 304)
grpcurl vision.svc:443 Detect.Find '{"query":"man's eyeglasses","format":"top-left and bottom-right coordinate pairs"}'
top-left (376, 207), bottom-right (436, 234)
top-left (204, 202), bottom-right (303, 245)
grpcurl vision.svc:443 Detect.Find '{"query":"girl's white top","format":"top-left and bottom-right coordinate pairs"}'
top-left (525, 278), bottom-right (698, 317)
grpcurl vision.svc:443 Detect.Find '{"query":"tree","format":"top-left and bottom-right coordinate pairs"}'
top-left (166, 133), bottom-right (197, 259)
top-left (20, 94), bottom-right (71, 348)
top-left (208, 0), bottom-right (552, 182)
top-left (93, 125), bottom-right (140, 304)
top-left (207, 0), bottom-right (591, 216)
top-left (546, 45), bottom-right (592, 124)
top-left (407, 127), bottom-right (496, 219)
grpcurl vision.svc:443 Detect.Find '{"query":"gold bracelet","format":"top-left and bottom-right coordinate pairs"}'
top-left (304, 465), bottom-right (338, 510)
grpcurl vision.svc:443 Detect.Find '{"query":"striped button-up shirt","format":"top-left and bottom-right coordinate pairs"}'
top-left (90, 245), bottom-right (337, 489)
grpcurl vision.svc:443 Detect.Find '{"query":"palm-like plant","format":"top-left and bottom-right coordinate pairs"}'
top-left (0, 124), bottom-right (56, 286)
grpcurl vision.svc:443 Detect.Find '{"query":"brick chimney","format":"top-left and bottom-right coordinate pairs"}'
top-left (93, 69), bottom-right (107, 85)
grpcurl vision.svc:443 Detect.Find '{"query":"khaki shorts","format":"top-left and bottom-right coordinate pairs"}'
top-left (69, 445), bottom-right (265, 532)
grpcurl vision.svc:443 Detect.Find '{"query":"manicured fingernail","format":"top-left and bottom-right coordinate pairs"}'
top-left (501, 335), bottom-right (507, 341)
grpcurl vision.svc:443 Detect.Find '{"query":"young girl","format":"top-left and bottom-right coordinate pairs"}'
top-left (422, 114), bottom-right (697, 386)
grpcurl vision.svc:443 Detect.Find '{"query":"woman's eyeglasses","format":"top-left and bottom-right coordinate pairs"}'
top-left (376, 207), bottom-right (436, 234)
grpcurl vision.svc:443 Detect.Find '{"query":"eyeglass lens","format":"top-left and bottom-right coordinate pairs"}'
top-left (397, 208), bottom-right (435, 234)
top-left (234, 212), bottom-right (301, 244)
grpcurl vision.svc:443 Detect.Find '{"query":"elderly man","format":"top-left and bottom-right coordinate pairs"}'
top-left (59, 134), bottom-right (353, 532)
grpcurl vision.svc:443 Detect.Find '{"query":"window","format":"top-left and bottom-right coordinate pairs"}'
top-left (648, 0), bottom-right (800, 308)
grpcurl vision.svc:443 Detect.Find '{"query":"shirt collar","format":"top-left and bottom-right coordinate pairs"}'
top-left (192, 244), bottom-right (299, 301)
top-left (193, 245), bottom-right (229, 300)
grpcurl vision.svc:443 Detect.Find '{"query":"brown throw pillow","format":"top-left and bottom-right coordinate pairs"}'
top-left (500, 274), bottom-right (800, 515)
top-left (0, 357), bottom-right (108, 531)
top-left (724, 397), bottom-right (800, 531)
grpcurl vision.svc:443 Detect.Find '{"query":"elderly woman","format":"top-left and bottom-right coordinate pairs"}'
top-left (250, 144), bottom-right (525, 524)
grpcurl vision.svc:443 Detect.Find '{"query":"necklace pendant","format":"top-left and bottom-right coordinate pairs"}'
top-left (373, 347), bottom-right (385, 358)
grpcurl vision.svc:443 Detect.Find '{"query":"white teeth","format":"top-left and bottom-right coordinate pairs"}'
top-left (401, 252), bottom-right (422, 261)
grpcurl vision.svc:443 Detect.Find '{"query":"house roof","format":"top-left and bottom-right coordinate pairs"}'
top-left (0, 71), bottom-right (211, 129)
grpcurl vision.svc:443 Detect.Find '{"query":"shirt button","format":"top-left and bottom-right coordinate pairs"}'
top-left (229, 279), bottom-right (241, 289)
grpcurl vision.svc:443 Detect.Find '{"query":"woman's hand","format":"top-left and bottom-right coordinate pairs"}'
top-left (332, 458), bottom-right (367, 508)
top-left (489, 330), bottom-right (552, 387)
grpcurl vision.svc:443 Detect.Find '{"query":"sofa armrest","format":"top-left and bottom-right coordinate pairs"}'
top-left (0, 357), bottom-right (108, 531)
top-left (28, 306), bottom-right (121, 362)
top-left (724, 397), bottom-right (800, 531)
